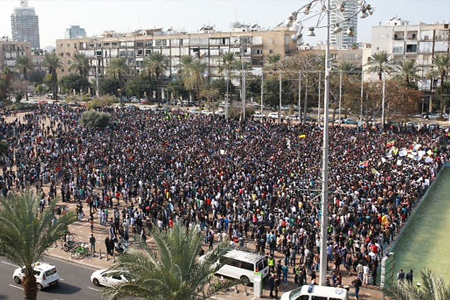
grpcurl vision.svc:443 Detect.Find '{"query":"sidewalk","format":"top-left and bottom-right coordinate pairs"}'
top-left (45, 200), bottom-right (385, 299)
top-left (46, 202), bottom-right (116, 270)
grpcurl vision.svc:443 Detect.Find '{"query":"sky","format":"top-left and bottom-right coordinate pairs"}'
top-left (1, 0), bottom-right (450, 48)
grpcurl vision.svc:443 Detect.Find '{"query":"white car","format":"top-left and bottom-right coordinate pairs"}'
top-left (268, 112), bottom-right (284, 119)
top-left (252, 111), bottom-right (264, 118)
top-left (13, 262), bottom-right (60, 290)
top-left (91, 269), bottom-right (129, 287)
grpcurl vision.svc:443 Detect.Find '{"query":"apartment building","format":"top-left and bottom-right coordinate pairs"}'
top-left (65, 25), bottom-right (87, 40)
top-left (363, 17), bottom-right (450, 89)
top-left (56, 25), bottom-right (297, 83)
top-left (330, 0), bottom-right (358, 49)
top-left (0, 40), bottom-right (32, 73)
top-left (10, 0), bottom-right (40, 50)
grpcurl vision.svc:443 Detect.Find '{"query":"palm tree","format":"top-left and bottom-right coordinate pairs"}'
top-left (390, 269), bottom-right (450, 300)
top-left (107, 58), bottom-right (129, 96)
top-left (0, 191), bottom-right (76, 300)
top-left (181, 58), bottom-right (206, 102)
top-left (143, 52), bottom-right (167, 104)
top-left (107, 58), bottom-right (129, 83)
top-left (218, 52), bottom-right (237, 113)
top-left (43, 52), bottom-right (62, 100)
top-left (70, 52), bottom-right (89, 80)
top-left (432, 54), bottom-right (450, 117)
top-left (396, 59), bottom-right (420, 87)
top-left (265, 53), bottom-right (282, 72)
top-left (103, 224), bottom-right (233, 300)
top-left (367, 51), bottom-right (394, 81)
top-left (337, 62), bottom-right (356, 77)
top-left (16, 55), bottom-right (32, 80)
top-left (1, 67), bottom-right (13, 100)
top-left (16, 55), bottom-right (33, 100)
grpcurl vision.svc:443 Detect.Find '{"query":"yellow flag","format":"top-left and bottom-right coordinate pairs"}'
top-left (299, 134), bottom-right (306, 139)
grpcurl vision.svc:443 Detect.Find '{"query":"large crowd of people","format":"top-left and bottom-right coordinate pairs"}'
top-left (0, 104), bottom-right (448, 289)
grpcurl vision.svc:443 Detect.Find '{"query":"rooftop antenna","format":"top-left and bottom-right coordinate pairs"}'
top-left (20, 0), bottom-right (28, 7)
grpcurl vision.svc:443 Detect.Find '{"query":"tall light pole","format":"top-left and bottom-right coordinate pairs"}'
top-left (382, 72), bottom-right (386, 127)
top-left (279, 71), bottom-right (282, 124)
top-left (319, 0), bottom-right (331, 285)
top-left (235, 36), bottom-right (248, 120)
top-left (339, 70), bottom-right (342, 122)
top-left (317, 72), bottom-right (322, 125)
top-left (285, 0), bottom-right (373, 286)
top-left (95, 55), bottom-right (101, 98)
top-left (298, 71), bottom-right (302, 120)
top-left (261, 72), bottom-right (264, 117)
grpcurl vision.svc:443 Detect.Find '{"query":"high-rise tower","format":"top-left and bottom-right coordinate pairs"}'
top-left (330, 0), bottom-right (358, 49)
top-left (11, 0), bottom-right (40, 49)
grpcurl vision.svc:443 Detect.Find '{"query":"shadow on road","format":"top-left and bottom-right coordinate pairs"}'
top-left (45, 282), bottom-right (82, 295)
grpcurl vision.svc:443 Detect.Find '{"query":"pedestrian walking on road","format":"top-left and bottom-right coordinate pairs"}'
top-left (352, 277), bottom-right (362, 300)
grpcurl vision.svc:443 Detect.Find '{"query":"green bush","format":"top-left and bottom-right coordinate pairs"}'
top-left (87, 96), bottom-right (118, 109)
top-left (80, 110), bottom-right (111, 129)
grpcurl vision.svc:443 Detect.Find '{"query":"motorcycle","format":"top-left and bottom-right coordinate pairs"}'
top-left (115, 241), bottom-right (129, 254)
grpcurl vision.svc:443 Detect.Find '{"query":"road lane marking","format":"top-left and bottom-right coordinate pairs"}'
top-left (88, 286), bottom-right (102, 292)
top-left (59, 278), bottom-right (65, 281)
top-left (1, 260), bottom-right (18, 267)
top-left (9, 283), bottom-right (24, 290)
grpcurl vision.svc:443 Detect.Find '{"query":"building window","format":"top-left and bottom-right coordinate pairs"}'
top-left (269, 49), bottom-right (273, 54)
top-left (406, 44), bottom-right (417, 53)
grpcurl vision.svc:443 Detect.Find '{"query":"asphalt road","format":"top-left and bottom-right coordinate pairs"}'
top-left (0, 256), bottom-right (105, 300)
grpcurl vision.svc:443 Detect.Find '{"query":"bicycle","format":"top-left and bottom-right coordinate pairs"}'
top-left (70, 243), bottom-right (91, 260)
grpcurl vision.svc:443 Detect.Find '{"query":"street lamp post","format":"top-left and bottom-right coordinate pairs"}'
top-left (298, 71), bottom-right (302, 120)
top-left (96, 55), bottom-right (101, 98)
top-left (279, 71), bottom-right (282, 124)
top-left (285, 0), bottom-right (373, 286)
top-left (381, 72), bottom-right (386, 127)
top-left (319, 0), bottom-right (331, 285)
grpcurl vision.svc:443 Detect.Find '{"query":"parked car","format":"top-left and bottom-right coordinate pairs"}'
top-left (188, 109), bottom-right (201, 115)
top-left (140, 99), bottom-right (150, 105)
top-left (129, 97), bottom-right (139, 103)
top-left (201, 110), bottom-right (213, 116)
top-left (342, 118), bottom-right (358, 125)
top-left (252, 111), bottom-right (264, 118)
top-left (268, 112), bottom-right (284, 119)
top-left (91, 269), bottom-right (130, 287)
top-left (13, 262), bottom-right (60, 290)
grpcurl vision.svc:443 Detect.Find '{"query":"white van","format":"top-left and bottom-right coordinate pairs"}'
top-left (215, 249), bottom-right (269, 284)
top-left (281, 284), bottom-right (348, 300)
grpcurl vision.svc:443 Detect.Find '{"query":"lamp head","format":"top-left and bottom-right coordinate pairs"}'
top-left (333, 25), bottom-right (343, 34)
top-left (306, 27), bottom-right (316, 37)
top-left (347, 27), bottom-right (355, 37)
top-left (303, 3), bottom-right (312, 15)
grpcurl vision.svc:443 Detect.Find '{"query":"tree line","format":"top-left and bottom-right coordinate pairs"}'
top-left (2, 50), bottom-right (449, 122)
